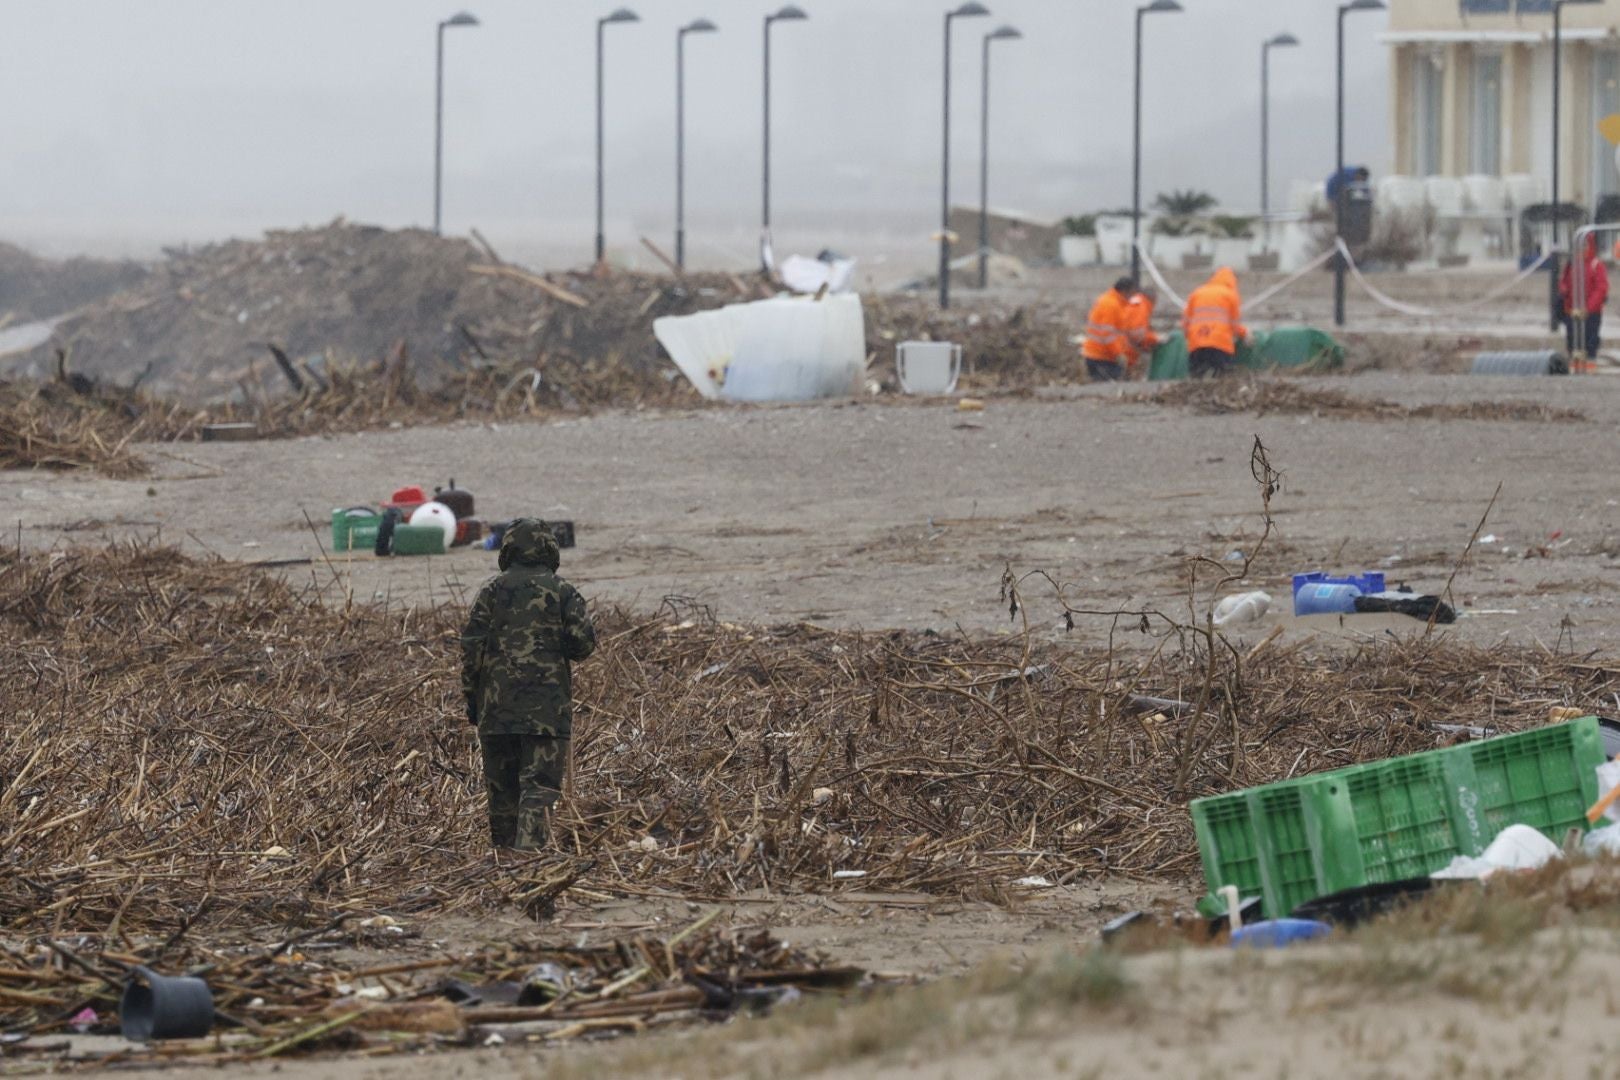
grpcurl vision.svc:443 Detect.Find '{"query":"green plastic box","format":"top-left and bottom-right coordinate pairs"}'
top-left (390, 524), bottom-right (446, 556)
top-left (331, 508), bottom-right (383, 552)
top-left (1192, 717), bottom-right (1605, 918)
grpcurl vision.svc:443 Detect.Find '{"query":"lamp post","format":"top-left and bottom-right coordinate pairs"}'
top-left (677, 18), bottom-right (719, 271)
top-left (1334, 0), bottom-right (1384, 328)
top-left (1551, 0), bottom-right (1602, 331)
top-left (940, 2), bottom-right (991, 308)
top-left (762, 5), bottom-right (809, 272)
top-left (596, 7), bottom-right (640, 266)
top-left (433, 11), bottom-right (479, 236)
top-left (1261, 32), bottom-right (1299, 252)
top-left (977, 25), bottom-right (1022, 290)
top-left (1132, 0), bottom-right (1180, 281)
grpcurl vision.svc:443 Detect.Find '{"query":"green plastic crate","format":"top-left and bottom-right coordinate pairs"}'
top-left (1192, 717), bottom-right (1605, 918)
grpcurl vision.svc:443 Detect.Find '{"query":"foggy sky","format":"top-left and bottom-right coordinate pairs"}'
top-left (0, 0), bottom-right (1388, 267)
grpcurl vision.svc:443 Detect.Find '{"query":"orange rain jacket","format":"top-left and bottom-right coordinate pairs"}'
top-left (1122, 294), bottom-right (1160, 367)
top-left (1081, 286), bottom-right (1133, 364)
top-left (1183, 267), bottom-right (1248, 356)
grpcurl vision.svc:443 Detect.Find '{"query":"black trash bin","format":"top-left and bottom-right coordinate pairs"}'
top-left (1340, 181), bottom-right (1374, 246)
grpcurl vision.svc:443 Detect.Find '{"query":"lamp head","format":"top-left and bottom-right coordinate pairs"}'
top-left (988, 24), bottom-right (1022, 41)
top-left (1340, 0), bottom-right (1385, 11)
top-left (1142, 0), bottom-right (1182, 13)
top-left (950, 2), bottom-right (992, 18)
top-left (769, 5), bottom-right (809, 22)
top-left (444, 11), bottom-right (479, 27)
top-left (602, 7), bottom-right (639, 25)
top-left (683, 18), bottom-right (718, 33)
top-left (1268, 32), bottom-right (1300, 48)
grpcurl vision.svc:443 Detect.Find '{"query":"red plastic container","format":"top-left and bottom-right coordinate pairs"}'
top-left (382, 484), bottom-right (428, 517)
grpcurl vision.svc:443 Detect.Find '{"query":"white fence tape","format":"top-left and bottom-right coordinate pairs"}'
top-left (1334, 238), bottom-right (1552, 319)
top-left (1135, 237), bottom-right (1552, 323)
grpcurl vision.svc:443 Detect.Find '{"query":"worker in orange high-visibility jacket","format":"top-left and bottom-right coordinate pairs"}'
top-left (1121, 286), bottom-right (1161, 376)
top-left (1183, 267), bottom-right (1248, 378)
top-left (1080, 276), bottom-right (1138, 382)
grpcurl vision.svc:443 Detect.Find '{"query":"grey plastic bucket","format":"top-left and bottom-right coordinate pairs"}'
top-left (120, 966), bottom-right (213, 1041)
top-left (1470, 350), bottom-right (1565, 376)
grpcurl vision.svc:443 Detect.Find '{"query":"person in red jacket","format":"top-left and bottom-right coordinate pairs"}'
top-left (1560, 236), bottom-right (1609, 370)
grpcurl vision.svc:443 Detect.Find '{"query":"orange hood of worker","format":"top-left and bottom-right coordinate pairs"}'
top-left (1208, 267), bottom-right (1239, 294)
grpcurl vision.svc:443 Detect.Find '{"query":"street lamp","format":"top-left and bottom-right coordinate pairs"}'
top-left (762, 5), bottom-right (809, 272)
top-left (1333, 0), bottom-right (1384, 328)
top-left (677, 18), bottom-right (719, 271)
top-left (1261, 32), bottom-right (1299, 252)
top-left (1551, 0), bottom-right (1602, 330)
top-left (595, 7), bottom-right (640, 266)
top-left (978, 25), bottom-right (1022, 290)
top-left (940, 2), bottom-right (991, 308)
top-left (1131, 0), bottom-right (1180, 281)
top-left (433, 11), bottom-right (479, 236)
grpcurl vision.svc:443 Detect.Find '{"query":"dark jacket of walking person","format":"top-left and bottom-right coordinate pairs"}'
top-left (1559, 235), bottom-right (1609, 366)
top-left (461, 518), bottom-right (596, 852)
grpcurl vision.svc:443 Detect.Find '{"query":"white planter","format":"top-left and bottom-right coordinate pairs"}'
top-left (1094, 215), bottom-right (1134, 265)
top-left (1059, 235), bottom-right (1098, 267)
top-left (1213, 238), bottom-right (1253, 268)
top-left (1149, 235), bottom-right (1197, 268)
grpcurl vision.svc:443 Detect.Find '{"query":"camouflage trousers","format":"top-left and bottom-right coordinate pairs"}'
top-left (478, 734), bottom-right (570, 851)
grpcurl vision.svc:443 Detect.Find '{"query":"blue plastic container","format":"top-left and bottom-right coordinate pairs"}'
top-left (1230, 919), bottom-right (1332, 949)
top-left (1294, 583), bottom-right (1363, 616)
top-left (1292, 572), bottom-right (1385, 616)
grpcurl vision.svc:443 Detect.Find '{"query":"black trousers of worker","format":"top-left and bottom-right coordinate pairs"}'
top-left (1563, 312), bottom-right (1602, 359)
top-left (1189, 347), bottom-right (1235, 379)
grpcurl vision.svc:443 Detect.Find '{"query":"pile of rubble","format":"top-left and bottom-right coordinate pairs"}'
top-left (0, 242), bottom-right (147, 323)
top-left (14, 221), bottom-right (751, 403)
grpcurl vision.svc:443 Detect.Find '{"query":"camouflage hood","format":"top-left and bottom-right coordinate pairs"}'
top-left (499, 518), bottom-right (561, 572)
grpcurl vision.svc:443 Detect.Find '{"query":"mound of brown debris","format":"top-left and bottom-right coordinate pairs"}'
top-left (14, 221), bottom-right (752, 402)
top-left (0, 242), bottom-right (147, 324)
top-left (7, 544), bottom-right (1619, 938)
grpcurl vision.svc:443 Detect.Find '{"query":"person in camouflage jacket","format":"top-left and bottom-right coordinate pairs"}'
top-left (461, 518), bottom-right (596, 851)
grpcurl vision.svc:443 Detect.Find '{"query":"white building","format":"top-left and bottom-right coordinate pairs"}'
top-left (1388, 0), bottom-right (1620, 211)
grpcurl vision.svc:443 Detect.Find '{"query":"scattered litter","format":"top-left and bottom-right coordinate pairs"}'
top-left (1230, 919), bottom-right (1332, 949)
top-left (1584, 822), bottom-right (1620, 857)
top-left (69, 1008), bottom-right (98, 1033)
top-left (832, 870), bottom-right (868, 880)
top-left (1013, 876), bottom-right (1055, 888)
top-left (956, 397), bottom-right (986, 413)
top-left (1212, 591), bottom-right (1271, 628)
top-left (1431, 824), bottom-right (1562, 880)
top-left (1353, 592), bottom-right (1457, 624)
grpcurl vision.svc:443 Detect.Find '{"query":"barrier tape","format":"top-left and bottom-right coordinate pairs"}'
top-left (1135, 237), bottom-right (1553, 322)
top-left (1334, 238), bottom-right (1552, 319)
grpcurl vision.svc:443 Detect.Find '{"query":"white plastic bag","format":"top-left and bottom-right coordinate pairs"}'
top-left (1213, 591), bottom-right (1272, 628)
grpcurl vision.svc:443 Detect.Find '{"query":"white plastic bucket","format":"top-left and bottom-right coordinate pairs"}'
top-left (896, 341), bottom-right (961, 396)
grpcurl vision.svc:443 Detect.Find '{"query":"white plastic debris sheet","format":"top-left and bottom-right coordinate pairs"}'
top-left (654, 293), bottom-right (867, 403)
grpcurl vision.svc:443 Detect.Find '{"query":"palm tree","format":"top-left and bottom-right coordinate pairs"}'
top-left (1153, 189), bottom-right (1218, 217)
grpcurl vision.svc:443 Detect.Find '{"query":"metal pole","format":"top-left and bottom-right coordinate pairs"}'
top-left (434, 21), bottom-right (446, 235)
top-left (978, 34), bottom-right (991, 290)
top-left (1261, 41), bottom-right (1271, 251)
top-left (1334, 8), bottom-right (1347, 327)
top-left (762, 17), bottom-right (772, 272)
top-left (1551, 2), bottom-right (1564, 332)
top-left (595, 18), bottom-right (606, 265)
top-left (940, 12), bottom-right (954, 308)
top-left (677, 29), bottom-right (687, 270)
top-left (1131, 7), bottom-right (1144, 280)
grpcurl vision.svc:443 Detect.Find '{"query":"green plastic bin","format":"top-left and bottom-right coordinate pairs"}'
top-left (1192, 717), bottom-right (1605, 918)
top-left (331, 508), bottom-right (383, 552)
